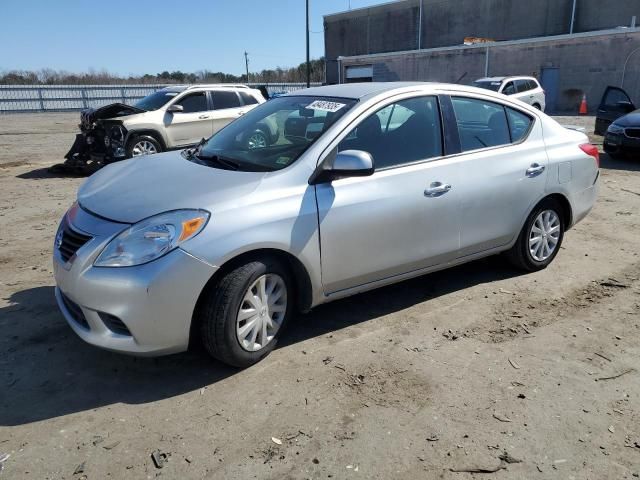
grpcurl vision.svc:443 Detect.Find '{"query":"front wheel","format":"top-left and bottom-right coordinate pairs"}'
top-left (126, 135), bottom-right (162, 158)
top-left (199, 258), bottom-right (293, 367)
top-left (506, 200), bottom-right (565, 271)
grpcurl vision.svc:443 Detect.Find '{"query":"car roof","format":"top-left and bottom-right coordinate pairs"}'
top-left (283, 81), bottom-right (525, 101)
top-left (475, 76), bottom-right (537, 83)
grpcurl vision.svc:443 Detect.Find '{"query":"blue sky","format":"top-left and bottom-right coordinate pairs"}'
top-left (0, 0), bottom-right (387, 76)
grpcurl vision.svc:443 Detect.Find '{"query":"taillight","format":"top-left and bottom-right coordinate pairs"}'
top-left (579, 143), bottom-right (599, 168)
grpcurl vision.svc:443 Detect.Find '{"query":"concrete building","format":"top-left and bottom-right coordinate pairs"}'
top-left (324, 0), bottom-right (640, 112)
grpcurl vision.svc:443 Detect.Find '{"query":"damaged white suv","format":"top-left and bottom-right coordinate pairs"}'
top-left (61, 85), bottom-right (271, 170)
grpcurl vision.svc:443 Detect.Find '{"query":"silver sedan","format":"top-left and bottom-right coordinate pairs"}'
top-left (53, 82), bottom-right (599, 367)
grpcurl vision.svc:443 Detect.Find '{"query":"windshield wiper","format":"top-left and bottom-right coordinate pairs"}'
top-left (194, 153), bottom-right (241, 171)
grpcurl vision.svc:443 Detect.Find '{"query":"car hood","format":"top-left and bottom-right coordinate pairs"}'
top-left (78, 151), bottom-right (267, 223)
top-left (613, 109), bottom-right (640, 127)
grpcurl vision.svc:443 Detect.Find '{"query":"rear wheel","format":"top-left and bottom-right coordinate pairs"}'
top-left (506, 199), bottom-right (565, 271)
top-left (199, 258), bottom-right (293, 367)
top-left (532, 103), bottom-right (542, 110)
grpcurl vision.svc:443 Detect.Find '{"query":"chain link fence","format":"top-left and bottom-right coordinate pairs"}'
top-left (0, 83), bottom-right (320, 113)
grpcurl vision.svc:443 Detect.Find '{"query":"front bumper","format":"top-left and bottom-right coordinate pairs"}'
top-left (53, 206), bottom-right (217, 356)
top-left (603, 132), bottom-right (640, 156)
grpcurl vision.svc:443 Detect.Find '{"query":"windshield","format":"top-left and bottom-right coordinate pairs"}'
top-left (134, 90), bottom-right (181, 111)
top-left (473, 80), bottom-right (502, 92)
top-left (193, 96), bottom-right (357, 172)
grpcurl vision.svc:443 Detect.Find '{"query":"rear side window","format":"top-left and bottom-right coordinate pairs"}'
top-left (338, 96), bottom-right (443, 169)
top-left (603, 87), bottom-right (631, 106)
top-left (239, 91), bottom-right (259, 105)
top-left (451, 97), bottom-right (511, 151)
top-left (175, 92), bottom-right (208, 113)
top-left (212, 91), bottom-right (241, 110)
top-left (528, 79), bottom-right (539, 90)
top-left (506, 107), bottom-right (533, 142)
top-left (515, 80), bottom-right (531, 93)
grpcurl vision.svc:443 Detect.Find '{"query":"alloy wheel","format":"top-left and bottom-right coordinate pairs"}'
top-left (247, 132), bottom-right (267, 150)
top-left (529, 209), bottom-right (561, 261)
top-left (236, 274), bottom-right (287, 352)
top-left (131, 140), bottom-right (157, 156)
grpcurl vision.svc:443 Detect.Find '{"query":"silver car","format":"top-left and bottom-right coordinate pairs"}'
top-left (53, 82), bottom-right (599, 367)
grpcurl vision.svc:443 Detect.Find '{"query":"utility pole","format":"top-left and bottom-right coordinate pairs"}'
top-left (244, 51), bottom-right (250, 84)
top-left (306, 0), bottom-right (311, 87)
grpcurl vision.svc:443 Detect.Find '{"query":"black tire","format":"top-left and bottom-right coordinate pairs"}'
top-left (199, 258), bottom-right (293, 368)
top-left (532, 103), bottom-right (542, 110)
top-left (505, 199), bottom-right (565, 272)
top-left (125, 135), bottom-right (162, 158)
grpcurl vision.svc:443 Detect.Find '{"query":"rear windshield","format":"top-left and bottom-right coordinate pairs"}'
top-left (134, 91), bottom-right (180, 111)
top-left (473, 80), bottom-right (502, 92)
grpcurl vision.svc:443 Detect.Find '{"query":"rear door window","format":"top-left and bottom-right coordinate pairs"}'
top-left (515, 80), bottom-right (531, 93)
top-left (451, 97), bottom-right (511, 151)
top-left (212, 91), bottom-right (242, 110)
top-left (506, 107), bottom-right (533, 142)
top-left (239, 91), bottom-right (259, 105)
top-left (175, 92), bottom-right (208, 113)
top-left (602, 87), bottom-right (632, 107)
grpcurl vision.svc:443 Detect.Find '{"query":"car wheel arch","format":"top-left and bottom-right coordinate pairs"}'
top-left (126, 129), bottom-right (167, 151)
top-left (189, 248), bottom-right (313, 349)
top-left (526, 193), bottom-right (573, 232)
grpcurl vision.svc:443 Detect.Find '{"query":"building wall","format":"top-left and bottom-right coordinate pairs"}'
top-left (338, 31), bottom-right (640, 113)
top-left (325, 0), bottom-right (640, 84)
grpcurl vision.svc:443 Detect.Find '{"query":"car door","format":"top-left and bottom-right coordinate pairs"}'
top-left (514, 79), bottom-right (535, 106)
top-left (595, 86), bottom-right (636, 135)
top-left (448, 96), bottom-right (547, 256)
top-left (210, 90), bottom-right (247, 133)
top-left (501, 81), bottom-right (516, 97)
top-left (315, 95), bottom-right (461, 294)
top-left (164, 91), bottom-right (213, 146)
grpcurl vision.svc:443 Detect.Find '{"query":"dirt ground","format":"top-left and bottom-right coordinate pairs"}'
top-left (0, 113), bottom-right (639, 479)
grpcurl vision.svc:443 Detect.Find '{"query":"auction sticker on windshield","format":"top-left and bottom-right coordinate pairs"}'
top-left (306, 100), bottom-right (346, 113)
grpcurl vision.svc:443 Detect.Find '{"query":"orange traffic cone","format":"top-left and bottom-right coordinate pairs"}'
top-left (579, 94), bottom-right (588, 115)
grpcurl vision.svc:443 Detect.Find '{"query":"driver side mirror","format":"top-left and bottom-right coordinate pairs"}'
top-left (308, 149), bottom-right (374, 185)
top-left (167, 104), bottom-right (184, 113)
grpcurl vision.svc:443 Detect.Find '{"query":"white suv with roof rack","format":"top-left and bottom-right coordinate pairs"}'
top-left (473, 76), bottom-right (546, 111)
top-left (72, 84), bottom-right (274, 165)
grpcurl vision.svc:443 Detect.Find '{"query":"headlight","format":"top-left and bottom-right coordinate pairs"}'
top-left (94, 209), bottom-right (210, 267)
top-left (607, 123), bottom-right (625, 135)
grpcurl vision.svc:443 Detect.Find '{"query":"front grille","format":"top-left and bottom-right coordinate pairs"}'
top-left (58, 223), bottom-right (92, 262)
top-left (60, 292), bottom-right (90, 330)
top-left (99, 312), bottom-right (131, 336)
top-left (625, 128), bottom-right (640, 139)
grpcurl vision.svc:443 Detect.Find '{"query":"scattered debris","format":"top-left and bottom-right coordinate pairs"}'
top-left (594, 352), bottom-right (612, 362)
top-left (493, 412), bottom-right (512, 423)
top-left (595, 369), bottom-right (635, 381)
top-left (271, 437), bottom-right (283, 445)
top-left (73, 462), bottom-right (85, 475)
top-left (333, 364), bottom-right (346, 371)
top-left (442, 330), bottom-right (459, 340)
top-left (498, 451), bottom-right (522, 464)
top-left (92, 436), bottom-right (104, 446)
top-left (608, 426), bottom-right (615, 433)
top-left (426, 434), bottom-right (439, 442)
top-left (151, 450), bottom-right (170, 469)
top-left (0, 453), bottom-right (10, 474)
top-left (322, 356), bottom-right (334, 365)
top-left (517, 393), bottom-right (526, 399)
top-left (103, 440), bottom-right (120, 450)
top-left (312, 458), bottom-right (319, 464)
top-left (499, 288), bottom-right (515, 295)
top-left (599, 279), bottom-right (629, 288)
top-left (508, 358), bottom-right (521, 369)
top-left (185, 456), bottom-right (193, 464)
top-left (621, 188), bottom-right (640, 197)
top-left (450, 463), bottom-right (506, 473)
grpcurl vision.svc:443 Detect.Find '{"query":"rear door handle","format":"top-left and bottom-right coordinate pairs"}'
top-left (424, 182), bottom-right (452, 197)
top-left (526, 163), bottom-right (545, 177)
top-left (198, 114), bottom-right (210, 119)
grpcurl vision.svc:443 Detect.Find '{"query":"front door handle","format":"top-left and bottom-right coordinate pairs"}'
top-left (424, 182), bottom-right (452, 197)
top-left (526, 163), bottom-right (546, 177)
top-left (198, 114), bottom-right (210, 119)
